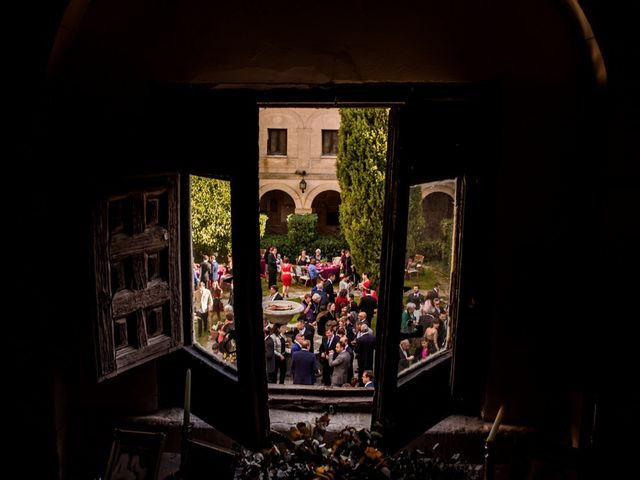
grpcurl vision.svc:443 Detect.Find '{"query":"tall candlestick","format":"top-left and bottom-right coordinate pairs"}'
top-left (183, 368), bottom-right (191, 427)
top-left (486, 405), bottom-right (504, 442)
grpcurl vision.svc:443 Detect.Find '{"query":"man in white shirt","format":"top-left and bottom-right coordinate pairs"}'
top-left (193, 281), bottom-right (213, 336)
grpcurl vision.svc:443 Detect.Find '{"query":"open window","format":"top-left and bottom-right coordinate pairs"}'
top-left (90, 85), bottom-right (492, 452)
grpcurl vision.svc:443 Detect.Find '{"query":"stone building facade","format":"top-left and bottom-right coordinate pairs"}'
top-left (259, 107), bottom-right (456, 235)
top-left (259, 108), bottom-right (342, 234)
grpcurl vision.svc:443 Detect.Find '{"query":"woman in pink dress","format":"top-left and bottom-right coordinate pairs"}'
top-left (280, 256), bottom-right (293, 298)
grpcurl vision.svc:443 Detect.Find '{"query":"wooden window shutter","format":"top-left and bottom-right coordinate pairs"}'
top-left (93, 174), bottom-right (182, 381)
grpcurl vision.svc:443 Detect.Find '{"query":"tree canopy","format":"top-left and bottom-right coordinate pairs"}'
top-left (336, 108), bottom-right (389, 283)
top-left (191, 176), bottom-right (232, 260)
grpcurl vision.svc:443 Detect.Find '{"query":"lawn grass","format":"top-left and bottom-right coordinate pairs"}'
top-left (403, 265), bottom-right (438, 291)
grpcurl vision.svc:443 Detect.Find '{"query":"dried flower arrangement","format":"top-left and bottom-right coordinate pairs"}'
top-left (234, 413), bottom-right (481, 479)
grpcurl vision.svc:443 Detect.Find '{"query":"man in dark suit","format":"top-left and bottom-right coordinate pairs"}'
top-left (398, 339), bottom-right (414, 372)
top-left (323, 272), bottom-right (337, 304)
top-left (358, 293), bottom-right (377, 326)
top-left (290, 334), bottom-right (304, 354)
top-left (292, 320), bottom-right (315, 352)
top-left (319, 327), bottom-right (340, 386)
top-left (265, 246), bottom-right (278, 289)
top-left (291, 340), bottom-right (317, 385)
top-left (353, 322), bottom-right (376, 386)
top-left (407, 284), bottom-right (424, 307)
top-left (264, 325), bottom-right (276, 382)
top-left (362, 370), bottom-right (375, 388)
top-left (267, 285), bottom-right (283, 301)
top-left (426, 282), bottom-right (440, 300)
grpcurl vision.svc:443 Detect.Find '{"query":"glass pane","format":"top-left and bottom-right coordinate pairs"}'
top-left (190, 175), bottom-right (236, 369)
top-left (399, 179), bottom-right (457, 376)
top-left (322, 129), bottom-right (338, 155)
top-left (268, 128), bottom-right (287, 155)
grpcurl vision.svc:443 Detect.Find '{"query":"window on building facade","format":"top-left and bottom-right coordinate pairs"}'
top-left (322, 129), bottom-right (338, 156)
top-left (267, 128), bottom-right (287, 155)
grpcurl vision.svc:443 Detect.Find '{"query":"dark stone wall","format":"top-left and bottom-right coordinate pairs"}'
top-left (9, 0), bottom-right (638, 477)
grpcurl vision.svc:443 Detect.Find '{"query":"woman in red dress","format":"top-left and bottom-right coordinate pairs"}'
top-left (209, 285), bottom-right (224, 324)
top-left (358, 272), bottom-right (371, 295)
top-left (280, 256), bottom-right (293, 298)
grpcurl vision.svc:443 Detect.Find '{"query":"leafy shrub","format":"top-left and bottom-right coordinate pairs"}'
top-left (259, 213), bottom-right (268, 239)
top-left (314, 234), bottom-right (348, 260)
top-left (441, 217), bottom-right (454, 267)
top-left (418, 240), bottom-right (444, 261)
top-left (287, 214), bottom-right (318, 251)
top-left (416, 218), bottom-right (454, 265)
top-left (261, 234), bottom-right (292, 257)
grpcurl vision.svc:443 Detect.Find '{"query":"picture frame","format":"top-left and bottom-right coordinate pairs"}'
top-left (182, 438), bottom-right (237, 480)
top-left (104, 429), bottom-right (166, 480)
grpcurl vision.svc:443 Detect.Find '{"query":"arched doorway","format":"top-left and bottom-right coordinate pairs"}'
top-left (422, 192), bottom-right (454, 239)
top-left (260, 190), bottom-right (296, 234)
top-left (311, 190), bottom-right (341, 235)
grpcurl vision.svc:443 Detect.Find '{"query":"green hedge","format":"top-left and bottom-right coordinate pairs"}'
top-left (416, 240), bottom-right (444, 261)
top-left (261, 234), bottom-right (294, 258)
top-left (287, 214), bottom-right (318, 249)
top-left (415, 218), bottom-right (454, 265)
top-left (314, 234), bottom-right (348, 260)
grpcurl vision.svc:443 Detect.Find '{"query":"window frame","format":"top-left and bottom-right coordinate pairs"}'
top-left (267, 128), bottom-right (287, 155)
top-left (321, 128), bottom-right (339, 156)
top-left (143, 84), bottom-right (493, 452)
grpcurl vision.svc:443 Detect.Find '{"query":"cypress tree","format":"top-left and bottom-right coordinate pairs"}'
top-left (336, 108), bottom-right (389, 283)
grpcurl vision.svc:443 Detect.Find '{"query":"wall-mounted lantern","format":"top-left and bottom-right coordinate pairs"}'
top-left (295, 170), bottom-right (307, 193)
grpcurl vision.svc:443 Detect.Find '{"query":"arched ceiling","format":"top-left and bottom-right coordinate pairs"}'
top-left (48, 0), bottom-right (597, 87)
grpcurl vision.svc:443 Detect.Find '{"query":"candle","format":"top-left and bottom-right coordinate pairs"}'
top-left (183, 368), bottom-right (191, 427)
top-left (486, 405), bottom-right (504, 442)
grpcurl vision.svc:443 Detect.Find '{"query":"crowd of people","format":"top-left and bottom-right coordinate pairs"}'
top-left (262, 246), bottom-right (377, 387)
top-left (398, 283), bottom-right (449, 372)
top-left (193, 246), bottom-right (449, 386)
top-left (192, 254), bottom-right (236, 362)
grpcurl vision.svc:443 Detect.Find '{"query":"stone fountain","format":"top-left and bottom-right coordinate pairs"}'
top-left (262, 300), bottom-right (304, 325)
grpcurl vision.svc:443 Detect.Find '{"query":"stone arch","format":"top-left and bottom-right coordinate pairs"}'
top-left (260, 108), bottom-right (305, 129)
top-left (259, 183), bottom-right (303, 210)
top-left (259, 188), bottom-right (298, 234)
top-left (303, 183), bottom-right (341, 211)
top-left (311, 190), bottom-right (342, 235)
top-left (305, 108), bottom-right (340, 129)
top-left (420, 180), bottom-right (455, 201)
